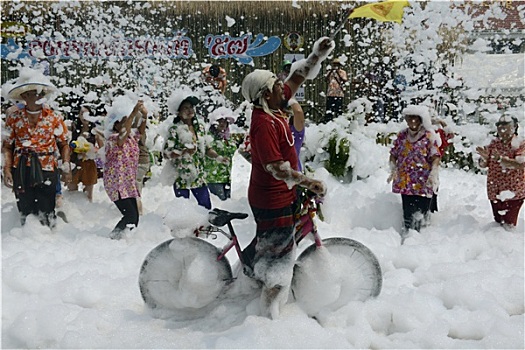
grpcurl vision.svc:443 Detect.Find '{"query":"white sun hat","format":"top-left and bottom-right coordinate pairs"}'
top-left (208, 106), bottom-right (237, 125)
top-left (6, 67), bottom-right (58, 101)
top-left (166, 86), bottom-right (200, 115)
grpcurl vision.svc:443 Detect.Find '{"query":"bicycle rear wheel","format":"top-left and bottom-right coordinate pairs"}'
top-left (139, 237), bottom-right (233, 313)
top-left (291, 237), bottom-right (382, 316)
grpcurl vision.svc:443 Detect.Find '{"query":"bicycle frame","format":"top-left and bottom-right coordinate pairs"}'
top-left (195, 193), bottom-right (323, 265)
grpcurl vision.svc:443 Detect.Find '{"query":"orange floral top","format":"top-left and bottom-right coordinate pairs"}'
top-left (4, 106), bottom-right (69, 171)
top-left (485, 136), bottom-right (525, 201)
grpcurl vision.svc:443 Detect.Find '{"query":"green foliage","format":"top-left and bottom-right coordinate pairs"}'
top-left (324, 135), bottom-right (351, 178)
top-left (441, 143), bottom-right (479, 173)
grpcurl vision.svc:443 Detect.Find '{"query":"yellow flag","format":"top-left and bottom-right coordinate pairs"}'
top-left (349, 0), bottom-right (410, 24)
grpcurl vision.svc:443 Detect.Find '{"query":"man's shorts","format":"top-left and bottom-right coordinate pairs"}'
top-left (251, 204), bottom-right (296, 260)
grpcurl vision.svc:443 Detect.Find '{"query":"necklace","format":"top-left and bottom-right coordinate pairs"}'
top-left (270, 109), bottom-right (294, 147)
top-left (25, 108), bottom-right (42, 129)
top-left (26, 109), bottom-right (42, 115)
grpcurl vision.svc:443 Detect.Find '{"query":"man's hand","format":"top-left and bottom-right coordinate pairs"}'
top-left (62, 171), bottom-right (72, 185)
top-left (3, 168), bottom-right (13, 188)
top-left (387, 160), bottom-right (396, 183)
top-left (216, 156), bottom-right (230, 165)
top-left (317, 37), bottom-right (334, 55)
top-left (140, 104), bottom-right (148, 117)
top-left (426, 168), bottom-right (439, 192)
top-left (304, 178), bottom-right (326, 197)
top-left (133, 100), bottom-right (145, 114)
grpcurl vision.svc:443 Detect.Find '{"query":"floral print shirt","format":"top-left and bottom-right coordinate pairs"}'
top-left (164, 119), bottom-right (211, 189)
top-left (103, 129), bottom-right (140, 202)
top-left (390, 129), bottom-right (440, 198)
top-left (485, 136), bottom-right (525, 201)
top-left (326, 69), bottom-right (348, 98)
top-left (205, 133), bottom-right (238, 184)
top-left (4, 106), bottom-right (68, 171)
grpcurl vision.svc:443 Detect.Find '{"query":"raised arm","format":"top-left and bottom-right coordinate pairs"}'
top-left (117, 100), bottom-right (144, 147)
top-left (285, 37), bottom-right (335, 96)
top-left (289, 98), bottom-right (305, 132)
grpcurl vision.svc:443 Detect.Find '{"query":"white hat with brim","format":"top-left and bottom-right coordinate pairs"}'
top-left (7, 82), bottom-right (58, 101)
top-left (167, 86), bottom-right (200, 115)
top-left (209, 106), bottom-right (237, 125)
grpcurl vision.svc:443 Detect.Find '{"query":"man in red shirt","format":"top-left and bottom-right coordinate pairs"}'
top-left (240, 36), bottom-right (334, 318)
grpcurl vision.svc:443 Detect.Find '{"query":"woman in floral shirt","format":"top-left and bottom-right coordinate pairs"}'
top-left (103, 98), bottom-right (147, 239)
top-left (476, 115), bottom-right (525, 229)
top-left (164, 91), bottom-right (227, 209)
top-left (388, 105), bottom-right (440, 237)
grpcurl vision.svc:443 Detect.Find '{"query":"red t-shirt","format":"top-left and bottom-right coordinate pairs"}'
top-left (248, 84), bottom-right (298, 209)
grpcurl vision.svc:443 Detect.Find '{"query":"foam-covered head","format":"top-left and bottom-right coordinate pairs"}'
top-left (105, 95), bottom-right (135, 135)
top-left (208, 106), bottom-right (237, 125)
top-left (402, 105), bottom-right (432, 131)
top-left (241, 69), bottom-right (278, 104)
top-left (167, 86), bottom-right (200, 115)
top-left (497, 114), bottom-right (519, 135)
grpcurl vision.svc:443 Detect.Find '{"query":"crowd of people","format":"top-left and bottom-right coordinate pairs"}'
top-left (1, 34), bottom-right (524, 319)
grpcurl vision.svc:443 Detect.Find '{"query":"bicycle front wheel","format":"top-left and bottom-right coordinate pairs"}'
top-left (139, 237), bottom-right (233, 313)
top-left (291, 237), bottom-right (382, 316)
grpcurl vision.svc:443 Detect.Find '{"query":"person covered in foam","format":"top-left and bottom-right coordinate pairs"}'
top-left (476, 114), bottom-right (524, 230)
top-left (388, 104), bottom-right (441, 240)
top-left (240, 36), bottom-right (334, 319)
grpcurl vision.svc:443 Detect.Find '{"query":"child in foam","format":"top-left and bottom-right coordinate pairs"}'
top-left (68, 105), bottom-right (105, 202)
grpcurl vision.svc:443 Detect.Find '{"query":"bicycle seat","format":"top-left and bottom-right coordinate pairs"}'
top-left (208, 208), bottom-right (248, 227)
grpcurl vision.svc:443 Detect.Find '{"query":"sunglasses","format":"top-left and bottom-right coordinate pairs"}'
top-left (495, 121), bottom-right (511, 127)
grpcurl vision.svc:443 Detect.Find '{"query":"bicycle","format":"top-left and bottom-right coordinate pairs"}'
top-left (138, 191), bottom-right (382, 317)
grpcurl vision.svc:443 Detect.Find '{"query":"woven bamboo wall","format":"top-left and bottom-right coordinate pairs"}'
top-left (1, 1), bottom-right (363, 118)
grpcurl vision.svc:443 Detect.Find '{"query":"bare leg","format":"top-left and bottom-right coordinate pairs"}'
top-left (85, 185), bottom-right (94, 202)
top-left (67, 183), bottom-right (78, 191)
top-left (261, 284), bottom-right (283, 319)
top-left (137, 198), bottom-right (143, 215)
